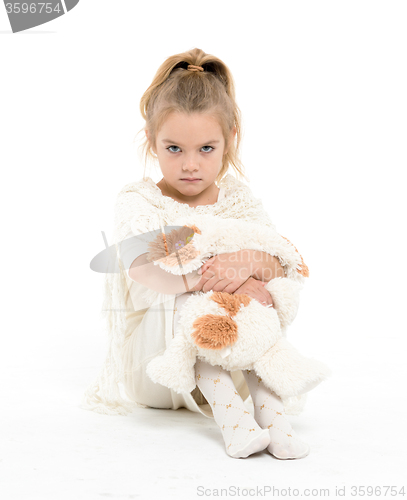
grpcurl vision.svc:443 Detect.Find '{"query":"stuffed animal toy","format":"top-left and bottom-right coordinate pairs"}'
top-left (145, 215), bottom-right (330, 401)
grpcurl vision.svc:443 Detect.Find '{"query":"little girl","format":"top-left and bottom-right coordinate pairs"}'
top-left (82, 48), bottom-right (316, 460)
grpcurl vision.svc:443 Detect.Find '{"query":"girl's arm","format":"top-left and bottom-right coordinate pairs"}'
top-left (200, 249), bottom-right (286, 288)
top-left (244, 250), bottom-right (286, 282)
top-left (128, 253), bottom-right (201, 294)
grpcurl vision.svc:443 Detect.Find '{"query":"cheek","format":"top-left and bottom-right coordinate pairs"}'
top-left (213, 151), bottom-right (225, 167)
top-left (159, 155), bottom-right (176, 171)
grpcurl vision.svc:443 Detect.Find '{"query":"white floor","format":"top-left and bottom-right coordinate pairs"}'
top-left (1, 322), bottom-right (406, 500)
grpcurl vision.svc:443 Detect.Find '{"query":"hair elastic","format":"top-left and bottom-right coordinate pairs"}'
top-left (187, 64), bottom-right (204, 72)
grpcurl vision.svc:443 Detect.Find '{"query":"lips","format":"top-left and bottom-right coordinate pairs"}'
top-left (181, 178), bottom-right (201, 181)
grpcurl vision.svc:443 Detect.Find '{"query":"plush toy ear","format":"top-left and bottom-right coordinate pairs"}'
top-left (146, 334), bottom-right (198, 394)
top-left (146, 226), bottom-right (200, 269)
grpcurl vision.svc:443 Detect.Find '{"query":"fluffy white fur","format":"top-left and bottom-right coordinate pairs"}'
top-left (153, 214), bottom-right (305, 282)
top-left (146, 283), bottom-right (330, 399)
top-left (146, 216), bottom-right (330, 400)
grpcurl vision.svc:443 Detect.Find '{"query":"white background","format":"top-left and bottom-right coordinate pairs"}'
top-left (1, 1), bottom-right (406, 499)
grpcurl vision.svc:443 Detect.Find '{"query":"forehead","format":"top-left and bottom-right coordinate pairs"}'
top-left (158, 112), bottom-right (224, 146)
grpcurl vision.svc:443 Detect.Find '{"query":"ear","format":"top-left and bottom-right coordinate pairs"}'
top-left (224, 126), bottom-right (236, 155)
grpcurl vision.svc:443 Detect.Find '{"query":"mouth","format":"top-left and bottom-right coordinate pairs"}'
top-left (181, 178), bottom-right (201, 182)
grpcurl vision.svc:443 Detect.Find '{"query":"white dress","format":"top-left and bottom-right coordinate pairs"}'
top-left (118, 185), bottom-right (250, 418)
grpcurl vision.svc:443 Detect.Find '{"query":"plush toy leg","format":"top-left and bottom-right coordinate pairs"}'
top-left (253, 337), bottom-right (331, 400)
top-left (146, 335), bottom-right (197, 395)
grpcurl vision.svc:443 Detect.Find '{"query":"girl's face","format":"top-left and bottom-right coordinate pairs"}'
top-left (148, 112), bottom-right (235, 205)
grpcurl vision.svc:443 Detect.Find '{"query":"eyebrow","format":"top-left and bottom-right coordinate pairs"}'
top-left (161, 139), bottom-right (221, 146)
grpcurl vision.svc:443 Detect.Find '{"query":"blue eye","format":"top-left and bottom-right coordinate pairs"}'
top-left (166, 145), bottom-right (214, 153)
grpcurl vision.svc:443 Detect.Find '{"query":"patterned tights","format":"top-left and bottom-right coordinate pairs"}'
top-left (195, 361), bottom-right (310, 459)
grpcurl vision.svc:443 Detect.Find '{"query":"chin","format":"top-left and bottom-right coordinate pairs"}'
top-left (179, 181), bottom-right (203, 188)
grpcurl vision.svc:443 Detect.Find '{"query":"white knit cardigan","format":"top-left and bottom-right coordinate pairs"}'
top-left (81, 174), bottom-right (307, 416)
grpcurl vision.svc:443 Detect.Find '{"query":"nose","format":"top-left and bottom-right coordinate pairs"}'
top-left (182, 153), bottom-right (199, 173)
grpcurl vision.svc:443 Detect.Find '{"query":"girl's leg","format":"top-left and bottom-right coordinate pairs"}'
top-left (195, 358), bottom-right (270, 459)
top-left (242, 369), bottom-right (310, 459)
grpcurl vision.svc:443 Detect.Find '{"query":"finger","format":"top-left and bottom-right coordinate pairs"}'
top-left (223, 282), bottom-right (241, 294)
top-left (202, 276), bottom-right (223, 293)
top-left (263, 290), bottom-right (273, 307)
top-left (262, 294), bottom-right (272, 306)
top-left (195, 274), bottom-right (228, 293)
top-left (212, 279), bottom-right (232, 292)
top-left (201, 271), bottom-right (218, 286)
top-left (189, 277), bottom-right (205, 291)
top-left (198, 257), bottom-right (215, 275)
top-left (195, 275), bottom-right (213, 291)
top-left (200, 273), bottom-right (215, 292)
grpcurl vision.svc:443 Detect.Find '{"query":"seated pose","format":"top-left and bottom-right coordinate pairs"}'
top-left (82, 47), bottom-right (330, 460)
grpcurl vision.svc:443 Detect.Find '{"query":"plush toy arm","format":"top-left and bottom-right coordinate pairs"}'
top-left (146, 334), bottom-right (197, 395)
top-left (264, 277), bottom-right (302, 330)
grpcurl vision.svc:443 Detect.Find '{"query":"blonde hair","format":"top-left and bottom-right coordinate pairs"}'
top-left (134, 48), bottom-right (248, 183)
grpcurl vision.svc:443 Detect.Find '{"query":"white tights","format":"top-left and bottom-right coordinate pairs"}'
top-left (195, 358), bottom-right (270, 458)
top-left (242, 369), bottom-right (310, 459)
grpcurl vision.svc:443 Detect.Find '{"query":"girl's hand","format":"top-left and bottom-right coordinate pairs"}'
top-left (233, 277), bottom-right (273, 307)
top-left (190, 251), bottom-right (254, 293)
